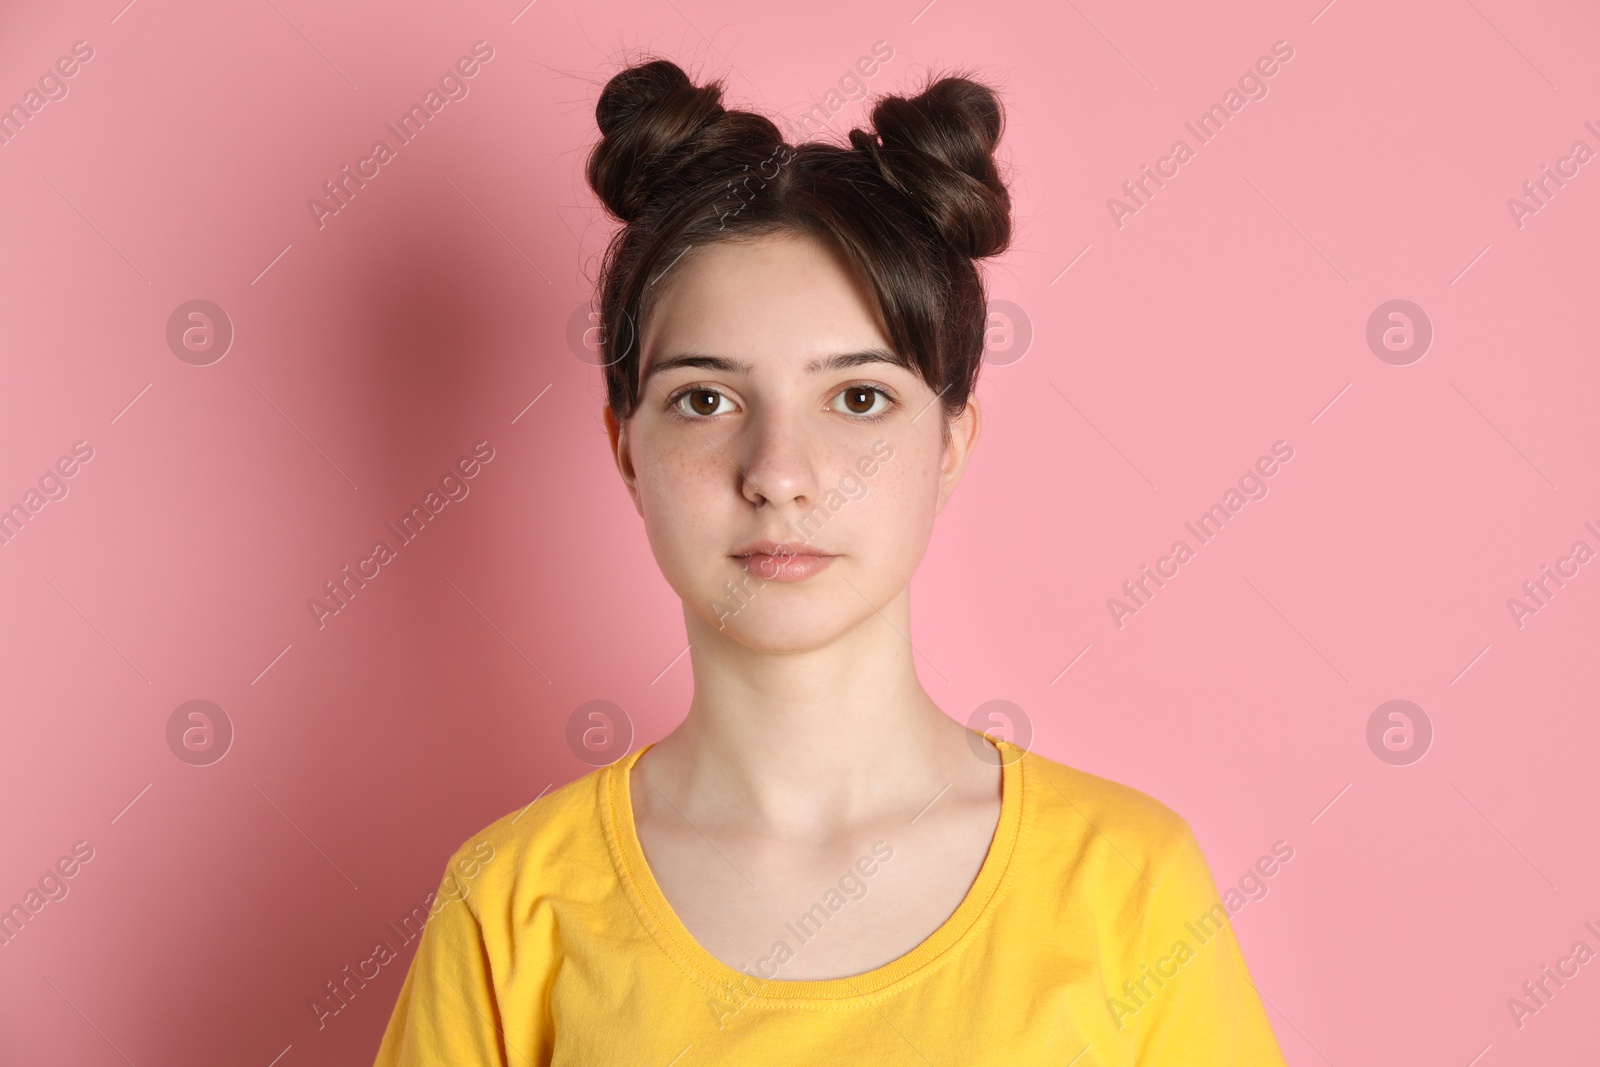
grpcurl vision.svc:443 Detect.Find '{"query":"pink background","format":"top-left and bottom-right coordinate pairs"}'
top-left (2, 0), bottom-right (1597, 1063)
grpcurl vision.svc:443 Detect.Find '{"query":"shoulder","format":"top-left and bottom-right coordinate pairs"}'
top-left (1015, 745), bottom-right (1199, 881)
top-left (433, 760), bottom-right (617, 909)
top-left (1019, 745), bottom-right (1192, 844)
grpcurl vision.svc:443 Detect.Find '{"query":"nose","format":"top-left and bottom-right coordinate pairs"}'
top-left (738, 404), bottom-right (820, 512)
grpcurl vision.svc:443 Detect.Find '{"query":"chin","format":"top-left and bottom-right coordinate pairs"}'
top-left (711, 614), bottom-right (858, 655)
top-left (694, 585), bottom-right (871, 654)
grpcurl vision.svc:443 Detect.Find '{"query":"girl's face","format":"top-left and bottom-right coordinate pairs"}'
top-left (605, 231), bottom-right (979, 654)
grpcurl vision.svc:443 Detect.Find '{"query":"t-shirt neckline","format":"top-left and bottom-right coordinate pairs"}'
top-left (602, 738), bottom-right (1026, 1003)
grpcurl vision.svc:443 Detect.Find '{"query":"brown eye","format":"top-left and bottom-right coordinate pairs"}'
top-left (674, 388), bottom-right (733, 418)
top-left (832, 385), bottom-right (891, 418)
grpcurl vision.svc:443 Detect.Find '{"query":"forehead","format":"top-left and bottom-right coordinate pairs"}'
top-left (639, 231), bottom-right (891, 375)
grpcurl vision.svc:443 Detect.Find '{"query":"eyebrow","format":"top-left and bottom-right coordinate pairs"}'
top-left (641, 347), bottom-right (906, 384)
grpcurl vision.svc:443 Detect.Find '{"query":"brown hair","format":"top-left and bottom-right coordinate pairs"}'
top-left (584, 58), bottom-right (1013, 429)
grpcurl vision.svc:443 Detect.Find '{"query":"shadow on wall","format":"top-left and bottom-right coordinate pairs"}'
top-left (159, 194), bottom-right (577, 1061)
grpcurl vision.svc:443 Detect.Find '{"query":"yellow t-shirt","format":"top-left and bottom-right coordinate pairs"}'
top-left (372, 739), bottom-right (1288, 1065)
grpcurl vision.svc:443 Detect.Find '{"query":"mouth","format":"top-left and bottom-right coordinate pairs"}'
top-left (730, 540), bottom-right (837, 582)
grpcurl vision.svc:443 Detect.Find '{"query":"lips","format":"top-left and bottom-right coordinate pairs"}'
top-left (731, 540), bottom-right (836, 582)
top-left (731, 539), bottom-right (829, 559)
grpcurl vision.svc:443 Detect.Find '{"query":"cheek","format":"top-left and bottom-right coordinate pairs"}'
top-left (632, 433), bottom-right (731, 566)
top-left (637, 439), bottom-right (725, 505)
top-left (842, 439), bottom-right (944, 559)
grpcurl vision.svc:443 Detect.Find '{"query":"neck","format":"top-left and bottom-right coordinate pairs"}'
top-left (649, 587), bottom-right (969, 835)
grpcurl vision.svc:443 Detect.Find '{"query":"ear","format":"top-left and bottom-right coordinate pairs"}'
top-left (603, 405), bottom-right (645, 517)
top-left (934, 395), bottom-right (981, 515)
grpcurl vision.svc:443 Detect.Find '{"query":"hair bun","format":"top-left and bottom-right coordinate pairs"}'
top-left (587, 59), bottom-right (728, 223)
top-left (849, 76), bottom-right (1011, 259)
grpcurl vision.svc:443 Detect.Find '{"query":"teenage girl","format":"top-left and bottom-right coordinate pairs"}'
top-left (373, 57), bottom-right (1287, 1066)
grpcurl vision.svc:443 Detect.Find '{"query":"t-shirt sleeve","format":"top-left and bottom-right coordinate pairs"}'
top-left (1133, 820), bottom-right (1288, 1065)
top-left (370, 857), bottom-right (513, 1067)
